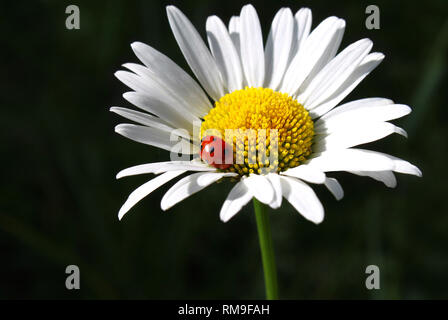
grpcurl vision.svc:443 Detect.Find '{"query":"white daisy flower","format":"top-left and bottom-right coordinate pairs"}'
top-left (111, 4), bottom-right (422, 224)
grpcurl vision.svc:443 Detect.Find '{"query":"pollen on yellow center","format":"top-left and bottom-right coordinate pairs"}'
top-left (200, 87), bottom-right (314, 176)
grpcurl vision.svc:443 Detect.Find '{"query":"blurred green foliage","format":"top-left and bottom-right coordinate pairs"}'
top-left (1, 0), bottom-right (447, 299)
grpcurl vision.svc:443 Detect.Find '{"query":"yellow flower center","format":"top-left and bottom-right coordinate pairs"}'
top-left (200, 87), bottom-right (314, 176)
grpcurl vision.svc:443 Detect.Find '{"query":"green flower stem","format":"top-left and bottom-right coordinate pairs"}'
top-left (253, 198), bottom-right (279, 300)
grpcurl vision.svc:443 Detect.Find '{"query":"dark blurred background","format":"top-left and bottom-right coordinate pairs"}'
top-left (1, 0), bottom-right (447, 299)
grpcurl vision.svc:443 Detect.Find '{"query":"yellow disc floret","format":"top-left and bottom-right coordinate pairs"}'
top-left (200, 87), bottom-right (314, 176)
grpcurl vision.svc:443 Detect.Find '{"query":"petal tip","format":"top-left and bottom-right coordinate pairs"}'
top-left (242, 3), bottom-right (255, 10)
top-left (337, 18), bottom-right (346, 27)
top-left (118, 209), bottom-right (126, 220)
top-left (373, 52), bottom-right (385, 60)
top-left (160, 199), bottom-right (170, 211)
top-left (395, 126), bottom-right (408, 138)
top-left (114, 124), bottom-right (125, 133)
top-left (415, 167), bottom-right (423, 178)
top-left (166, 5), bottom-right (176, 12)
top-left (113, 70), bottom-right (122, 79)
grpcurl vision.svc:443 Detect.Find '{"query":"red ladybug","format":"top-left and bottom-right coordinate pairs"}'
top-left (200, 136), bottom-right (233, 169)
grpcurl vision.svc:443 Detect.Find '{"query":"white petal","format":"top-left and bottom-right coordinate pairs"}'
top-left (116, 68), bottom-right (199, 130)
top-left (166, 5), bottom-right (224, 101)
top-left (316, 101), bottom-right (411, 134)
top-left (305, 21), bottom-right (345, 84)
top-left (288, 8), bottom-right (312, 61)
top-left (115, 69), bottom-right (148, 93)
top-left (228, 16), bottom-right (241, 56)
top-left (121, 90), bottom-right (195, 131)
top-left (115, 124), bottom-right (194, 154)
top-left (240, 4), bottom-right (265, 87)
top-left (161, 172), bottom-right (236, 210)
top-left (314, 122), bottom-right (407, 152)
top-left (220, 181), bottom-right (253, 222)
top-left (266, 173), bottom-right (283, 209)
top-left (349, 171), bottom-right (397, 188)
top-left (110, 107), bottom-right (173, 132)
top-left (206, 16), bottom-right (243, 92)
top-left (281, 164), bottom-right (326, 184)
top-left (281, 17), bottom-right (345, 96)
top-left (280, 176), bottom-right (324, 224)
top-left (264, 8), bottom-right (294, 89)
top-left (383, 154), bottom-right (422, 177)
top-left (116, 161), bottom-right (216, 179)
top-left (310, 52), bottom-right (385, 119)
top-left (324, 177), bottom-right (344, 200)
top-left (119, 64), bottom-right (204, 123)
top-left (118, 170), bottom-right (185, 220)
top-left (318, 97), bottom-right (394, 120)
top-left (130, 42), bottom-right (212, 117)
top-left (298, 38), bottom-right (373, 108)
top-left (242, 174), bottom-right (274, 205)
top-left (228, 16), bottom-right (245, 86)
top-left (111, 106), bottom-right (193, 142)
top-left (307, 148), bottom-right (395, 172)
top-left (308, 148), bottom-right (422, 177)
